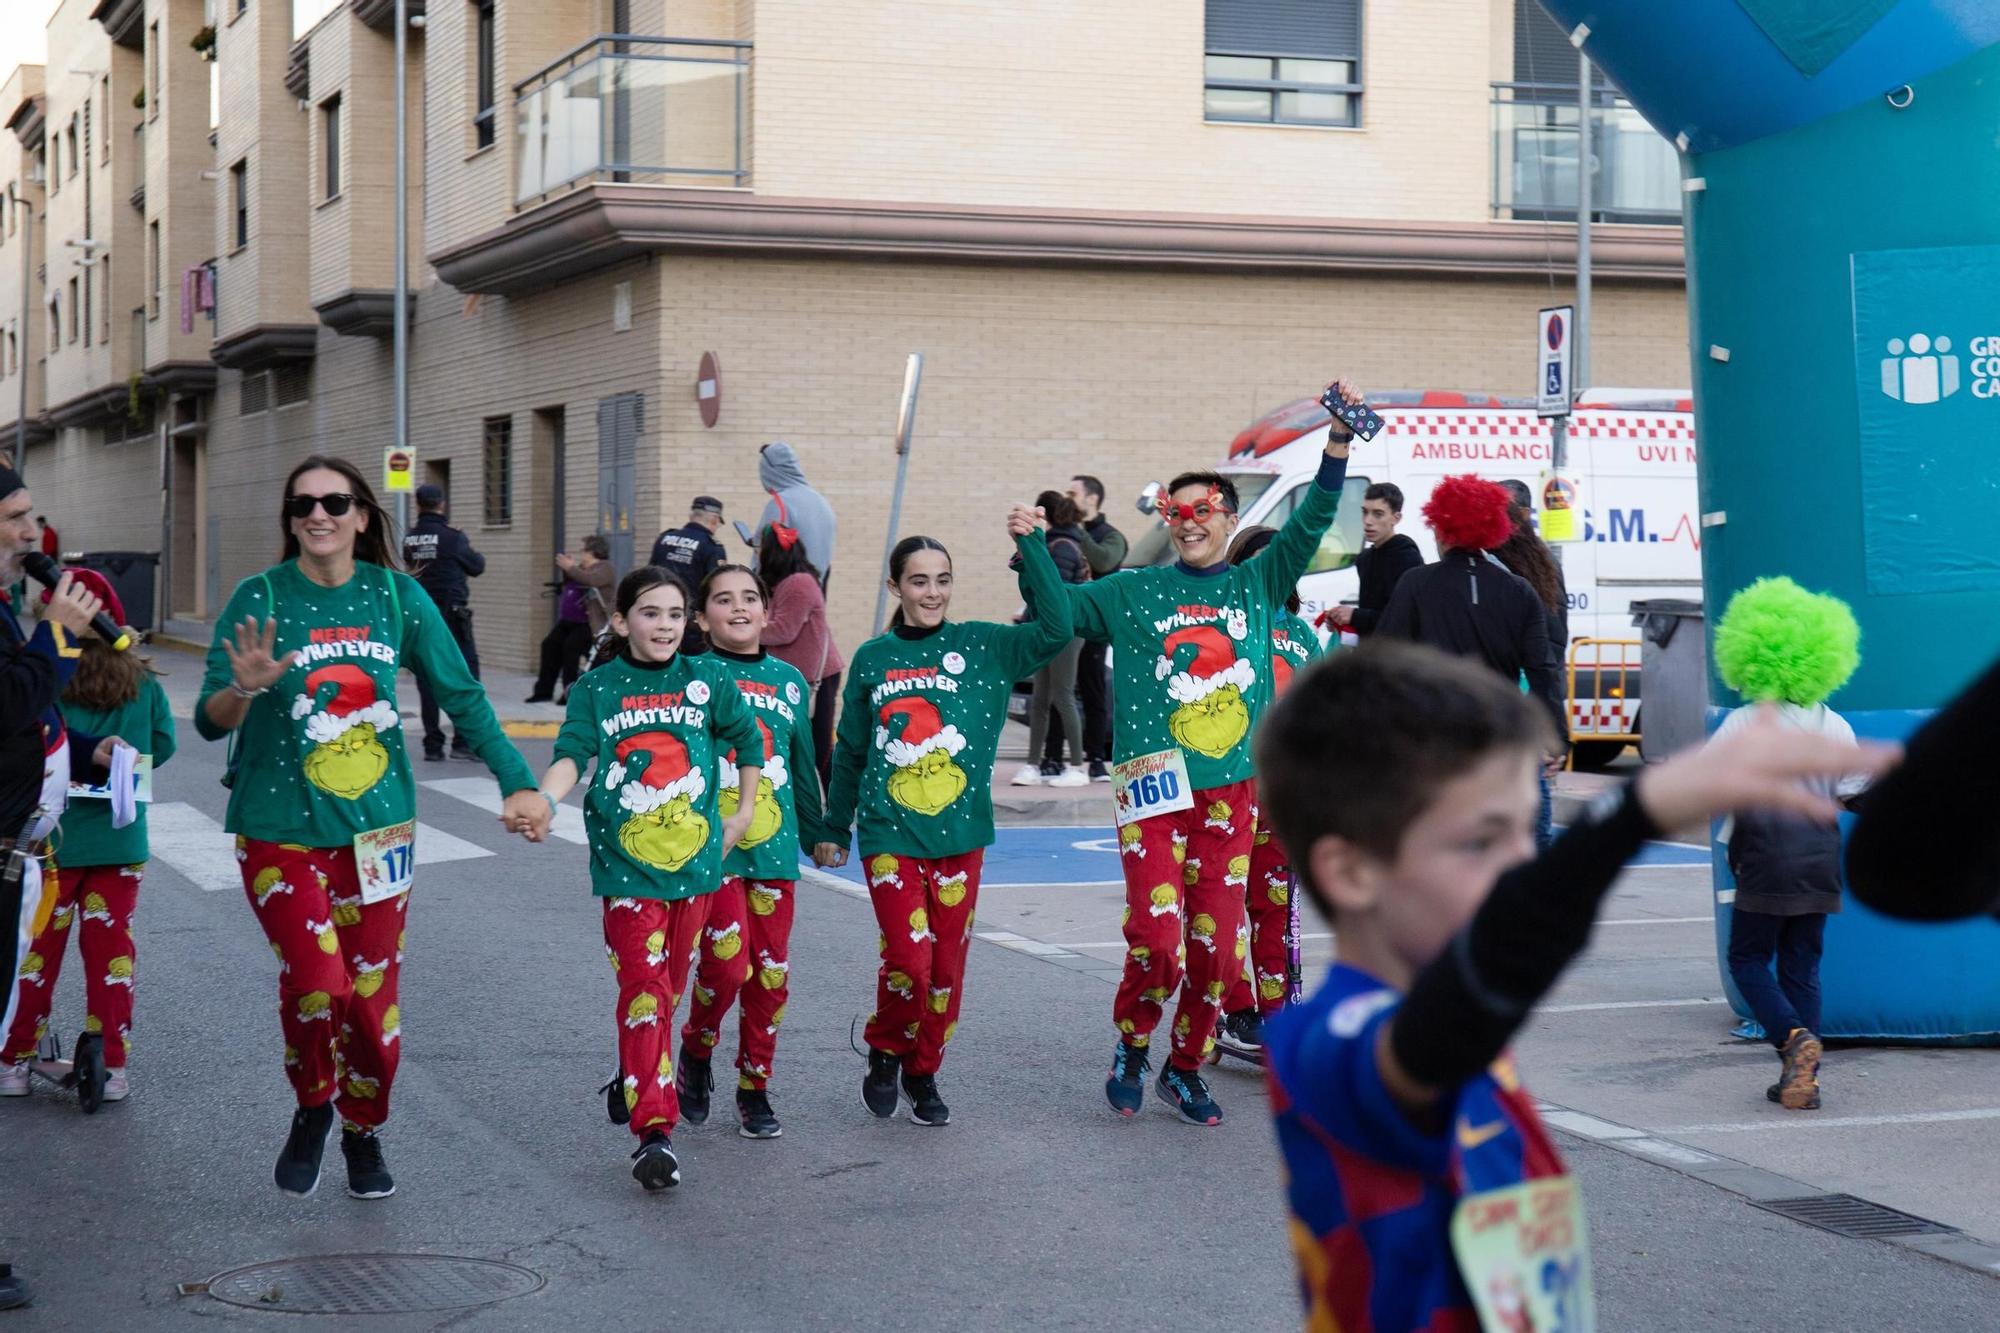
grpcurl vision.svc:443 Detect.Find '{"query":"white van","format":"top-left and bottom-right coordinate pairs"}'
top-left (1127, 389), bottom-right (1700, 766)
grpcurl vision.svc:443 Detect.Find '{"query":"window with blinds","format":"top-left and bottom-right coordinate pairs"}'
top-left (483, 415), bottom-right (513, 526)
top-left (1511, 0), bottom-right (1606, 92)
top-left (1204, 0), bottom-right (1363, 128)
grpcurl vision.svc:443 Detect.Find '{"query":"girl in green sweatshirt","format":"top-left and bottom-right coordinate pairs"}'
top-left (535, 565), bottom-right (763, 1192)
top-left (817, 505), bottom-right (1071, 1127)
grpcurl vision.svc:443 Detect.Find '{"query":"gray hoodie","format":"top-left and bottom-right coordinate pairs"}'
top-left (757, 442), bottom-right (837, 585)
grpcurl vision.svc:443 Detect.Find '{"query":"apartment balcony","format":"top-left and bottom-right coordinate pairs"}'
top-left (1491, 82), bottom-right (1682, 227)
top-left (513, 35), bottom-right (749, 207)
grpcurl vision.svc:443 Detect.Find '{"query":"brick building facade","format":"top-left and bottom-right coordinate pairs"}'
top-left (1, 0), bottom-right (1687, 667)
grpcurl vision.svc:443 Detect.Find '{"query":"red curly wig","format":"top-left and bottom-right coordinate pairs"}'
top-left (1422, 475), bottom-right (1514, 552)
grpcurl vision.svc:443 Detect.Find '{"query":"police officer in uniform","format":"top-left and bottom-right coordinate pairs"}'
top-left (402, 484), bottom-right (486, 760)
top-left (647, 495), bottom-right (729, 654)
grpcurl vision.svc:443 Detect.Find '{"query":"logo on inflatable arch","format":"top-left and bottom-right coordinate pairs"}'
top-left (1879, 333), bottom-right (1961, 404)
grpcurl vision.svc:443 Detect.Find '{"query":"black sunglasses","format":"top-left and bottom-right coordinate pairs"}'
top-left (285, 492), bottom-right (358, 519)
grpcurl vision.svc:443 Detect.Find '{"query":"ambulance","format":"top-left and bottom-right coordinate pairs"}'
top-left (1129, 389), bottom-right (1701, 767)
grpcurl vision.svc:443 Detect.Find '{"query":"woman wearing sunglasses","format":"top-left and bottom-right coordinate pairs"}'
top-left (195, 455), bottom-right (551, 1200)
top-left (1024, 379), bottom-right (1360, 1129)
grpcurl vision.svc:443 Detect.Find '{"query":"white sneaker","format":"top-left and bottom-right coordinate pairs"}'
top-left (0, 1063), bottom-right (27, 1097)
top-left (1009, 765), bottom-right (1044, 787)
top-left (102, 1070), bottom-right (129, 1103)
top-left (1047, 767), bottom-right (1090, 788)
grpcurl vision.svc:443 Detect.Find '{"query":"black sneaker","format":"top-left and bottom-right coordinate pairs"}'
top-left (274, 1102), bottom-right (336, 1196)
top-left (862, 1048), bottom-right (900, 1119)
top-left (736, 1087), bottom-right (782, 1139)
top-left (1155, 1059), bottom-right (1224, 1126)
top-left (0, 1264), bottom-right (27, 1312)
top-left (422, 743), bottom-right (446, 762)
top-left (72, 1032), bottom-right (107, 1115)
top-left (450, 738), bottom-right (472, 758)
top-left (676, 1049), bottom-right (712, 1126)
top-left (630, 1131), bottom-right (680, 1191)
top-left (601, 1066), bottom-right (630, 1125)
top-left (1089, 761), bottom-right (1111, 782)
top-left (340, 1125), bottom-right (397, 1199)
top-left (1106, 1040), bottom-right (1150, 1117)
top-left (900, 1071), bottom-right (950, 1126)
top-left (1217, 1008), bottom-right (1265, 1057)
top-left (525, 693), bottom-right (553, 704)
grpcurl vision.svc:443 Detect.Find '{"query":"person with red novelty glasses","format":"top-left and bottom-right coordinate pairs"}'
top-left (1023, 379), bottom-right (1362, 1126)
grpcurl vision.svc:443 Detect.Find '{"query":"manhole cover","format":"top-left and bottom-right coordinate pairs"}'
top-left (1753, 1193), bottom-right (1956, 1239)
top-left (205, 1253), bottom-right (544, 1315)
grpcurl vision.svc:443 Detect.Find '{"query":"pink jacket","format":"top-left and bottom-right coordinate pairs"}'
top-left (764, 572), bottom-right (844, 684)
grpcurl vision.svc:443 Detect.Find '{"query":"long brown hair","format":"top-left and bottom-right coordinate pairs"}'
top-left (280, 454), bottom-right (399, 569)
top-left (1494, 504), bottom-right (1565, 617)
top-left (64, 636), bottom-right (156, 711)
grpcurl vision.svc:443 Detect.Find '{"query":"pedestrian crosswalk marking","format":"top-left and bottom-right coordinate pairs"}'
top-left (421, 777), bottom-right (588, 844)
top-left (146, 802), bottom-right (491, 893)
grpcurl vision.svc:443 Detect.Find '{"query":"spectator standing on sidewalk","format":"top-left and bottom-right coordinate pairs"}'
top-left (649, 496), bottom-right (729, 654)
top-left (402, 485), bottom-right (486, 760)
top-left (529, 535), bottom-right (614, 704)
top-left (1323, 483), bottom-right (1421, 639)
top-left (757, 443), bottom-right (837, 588)
top-left (757, 520), bottom-right (844, 793)
top-left (1493, 501), bottom-right (1570, 849)
top-left (36, 516), bottom-right (57, 559)
top-left (1058, 475), bottom-right (1126, 781)
top-left (1013, 490), bottom-right (1092, 788)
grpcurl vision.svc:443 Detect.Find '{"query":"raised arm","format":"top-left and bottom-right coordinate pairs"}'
top-left (1250, 380), bottom-right (1358, 607)
top-left (986, 523), bottom-right (1076, 680)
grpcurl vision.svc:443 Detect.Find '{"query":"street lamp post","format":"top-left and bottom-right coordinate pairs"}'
top-left (392, 0), bottom-right (410, 539)
top-left (11, 184), bottom-right (27, 473)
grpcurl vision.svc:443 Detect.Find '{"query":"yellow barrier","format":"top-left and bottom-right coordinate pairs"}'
top-left (1565, 638), bottom-right (1642, 761)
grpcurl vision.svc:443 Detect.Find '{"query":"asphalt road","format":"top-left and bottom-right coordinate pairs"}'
top-left (6, 728), bottom-right (1999, 1329)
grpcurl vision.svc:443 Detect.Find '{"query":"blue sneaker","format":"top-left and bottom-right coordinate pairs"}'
top-left (1156, 1059), bottom-right (1224, 1125)
top-left (1106, 1040), bottom-right (1150, 1117)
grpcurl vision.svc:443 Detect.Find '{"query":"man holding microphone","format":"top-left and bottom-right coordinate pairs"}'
top-left (0, 464), bottom-right (121, 1312)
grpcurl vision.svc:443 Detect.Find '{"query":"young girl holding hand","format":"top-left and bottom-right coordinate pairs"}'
top-left (675, 564), bottom-right (827, 1140)
top-left (817, 504), bottom-right (1071, 1126)
top-left (530, 566), bottom-right (763, 1191)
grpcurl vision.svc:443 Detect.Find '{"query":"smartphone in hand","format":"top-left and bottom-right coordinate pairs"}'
top-left (1320, 384), bottom-right (1384, 442)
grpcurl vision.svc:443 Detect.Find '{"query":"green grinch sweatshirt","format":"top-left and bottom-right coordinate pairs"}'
top-left (710, 649), bottom-right (826, 882)
top-left (824, 531), bottom-right (1072, 859)
top-left (196, 561), bottom-right (535, 846)
top-left (1270, 609), bottom-right (1328, 696)
top-left (1049, 455), bottom-right (1346, 792)
top-left (58, 676), bottom-right (176, 867)
top-left (553, 650), bottom-right (764, 900)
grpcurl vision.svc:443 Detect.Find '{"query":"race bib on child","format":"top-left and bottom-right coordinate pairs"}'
top-left (1111, 749), bottom-right (1195, 828)
top-left (1450, 1176), bottom-right (1596, 1333)
top-left (353, 820), bottom-right (416, 905)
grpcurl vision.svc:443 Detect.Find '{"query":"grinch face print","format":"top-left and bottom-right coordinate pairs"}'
top-left (877, 695), bottom-right (968, 816)
top-left (1155, 625), bottom-right (1256, 759)
top-left (718, 717), bottom-right (788, 849)
top-left (291, 662), bottom-right (399, 799)
top-left (608, 731), bottom-right (711, 871)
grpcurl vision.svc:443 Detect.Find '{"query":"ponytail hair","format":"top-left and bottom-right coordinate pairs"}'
top-left (885, 536), bottom-right (951, 629)
top-left (589, 565), bottom-right (691, 670)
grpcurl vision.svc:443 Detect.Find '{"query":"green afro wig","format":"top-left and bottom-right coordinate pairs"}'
top-left (1713, 576), bottom-right (1860, 707)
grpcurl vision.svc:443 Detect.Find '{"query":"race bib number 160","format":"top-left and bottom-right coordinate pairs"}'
top-left (1112, 749), bottom-right (1195, 828)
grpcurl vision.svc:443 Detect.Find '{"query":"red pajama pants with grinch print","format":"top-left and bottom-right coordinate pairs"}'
top-left (1113, 779), bottom-right (1258, 1068)
top-left (603, 893), bottom-right (710, 1136)
top-left (1223, 821), bottom-right (1295, 1018)
top-left (4, 864), bottom-right (144, 1068)
top-left (237, 839), bottom-right (406, 1129)
top-left (862, 850), bottom-right (983, 1076)
top-left (682, 877), bottom-right (795, 1090)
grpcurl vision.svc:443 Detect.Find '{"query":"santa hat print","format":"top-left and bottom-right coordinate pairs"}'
top-left (1156, 626), bottom-right (1256, 705)
top-left (292, 664), bottom-right (400, 743)
top-left (610, 732), bottom-right (708, 814)
top-left (721, 719), bottom-right (788, 791)
top-left (879, 696), bottom-right (967, 769)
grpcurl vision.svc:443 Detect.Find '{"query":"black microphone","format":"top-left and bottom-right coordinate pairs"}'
top-left (21, 553), bottom-right (132, 652)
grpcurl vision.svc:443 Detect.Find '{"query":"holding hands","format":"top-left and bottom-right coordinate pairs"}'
top-left (812, 841), bottom-right (850, 869)
top-left (502, 790), bottom-right (556, 842)
top-left (1006, 503), bottom-right (1048, 538)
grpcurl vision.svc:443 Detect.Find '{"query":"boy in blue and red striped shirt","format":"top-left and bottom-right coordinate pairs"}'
top-left (1254, 642), bottom-right (1894, 1332)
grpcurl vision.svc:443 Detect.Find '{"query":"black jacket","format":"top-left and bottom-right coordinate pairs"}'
top-left (1045, 525), bottom-right (1093, 586)
top-left (0, 603), bottom-right (105, 833)
top-left (1376, 553), bottom-right (1567, 738)
top-left (1730, 811), bottom-right (1842, 916)
top-left (1351, 534), bottom-right (1423, 635)
top-left (402, 512), bottom-right (485, 609)
top-left (650, 522), bottom-right (727, 594)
